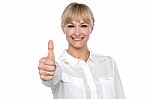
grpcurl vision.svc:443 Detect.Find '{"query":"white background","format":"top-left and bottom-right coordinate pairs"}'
top-left (0, 0), bottom-right (150, 99)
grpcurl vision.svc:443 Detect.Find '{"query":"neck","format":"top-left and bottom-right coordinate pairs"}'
top-left (67, 47), bottom-right (90, 62)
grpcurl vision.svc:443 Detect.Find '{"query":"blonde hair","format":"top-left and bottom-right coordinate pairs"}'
top-left (61, 2), bottom-right (95, 28)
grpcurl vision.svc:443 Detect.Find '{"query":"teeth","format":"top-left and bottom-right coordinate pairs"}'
top-left (72, 37), bottom-right (83, 41)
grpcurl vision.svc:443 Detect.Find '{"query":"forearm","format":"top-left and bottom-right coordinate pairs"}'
top-left (42, 62), bottom-right (62, 91)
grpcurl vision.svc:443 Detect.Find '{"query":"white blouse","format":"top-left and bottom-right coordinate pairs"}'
top-left (42, 50), bottom-right (126, 99)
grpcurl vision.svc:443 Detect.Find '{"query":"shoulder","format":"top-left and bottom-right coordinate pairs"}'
top-left (91, 51), bottom-right (115, 64)
top-left (91, 52), bottom-right (117, 75)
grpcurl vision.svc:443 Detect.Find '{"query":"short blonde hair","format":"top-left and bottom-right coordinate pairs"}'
top-left (61, 2), bottom-right (95, 28)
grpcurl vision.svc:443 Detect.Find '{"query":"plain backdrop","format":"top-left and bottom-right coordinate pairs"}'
top-left (0, 0), bottom-right (150, 99)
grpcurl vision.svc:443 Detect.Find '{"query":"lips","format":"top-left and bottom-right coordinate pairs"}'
top-left (71, 37), bottom-right (84, 41)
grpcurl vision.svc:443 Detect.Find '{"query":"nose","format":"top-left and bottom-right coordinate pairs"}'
top-left (74, 26), bottom-right (81, 36)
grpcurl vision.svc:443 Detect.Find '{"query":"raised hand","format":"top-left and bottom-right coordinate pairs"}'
top-left (38, 40), bottom-right (56, 80)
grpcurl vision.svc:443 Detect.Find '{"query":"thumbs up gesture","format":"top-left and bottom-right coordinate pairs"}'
top-left (38, 40), bottom-right (56, 80)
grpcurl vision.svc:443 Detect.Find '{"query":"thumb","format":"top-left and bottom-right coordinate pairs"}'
top-left (48, 40), bottom-right (55, 60)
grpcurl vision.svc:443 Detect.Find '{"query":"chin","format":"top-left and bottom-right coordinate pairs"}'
top-left (70, 43), bottom-right (86, 49)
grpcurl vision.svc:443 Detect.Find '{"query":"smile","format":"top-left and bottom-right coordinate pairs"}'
top-left (71, 37), bottom-right (84, 41)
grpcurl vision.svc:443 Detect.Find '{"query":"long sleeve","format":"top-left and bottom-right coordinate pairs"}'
top-left (113, 60), bottom-right (126, 99)
top-left (42, 61), bottom-right (62, 92)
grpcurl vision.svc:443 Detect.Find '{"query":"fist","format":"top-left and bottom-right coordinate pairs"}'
top-left (38, 40), bottom-right (56, 80)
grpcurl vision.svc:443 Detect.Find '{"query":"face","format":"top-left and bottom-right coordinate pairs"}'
top-left (63, 19), bottom-right (92, 50)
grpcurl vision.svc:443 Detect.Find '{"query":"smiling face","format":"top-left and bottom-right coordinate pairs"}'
top-left (61, 2), bottom-right (94, 50)
top-left (63, 20), bottom-right (92, 50)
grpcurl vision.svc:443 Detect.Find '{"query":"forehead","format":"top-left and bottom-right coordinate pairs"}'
top-left (67, 19), bottom-right (87, 24)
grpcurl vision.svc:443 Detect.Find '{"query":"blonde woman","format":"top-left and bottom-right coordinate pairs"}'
top-left (38, 2), bottom-right (125, 99)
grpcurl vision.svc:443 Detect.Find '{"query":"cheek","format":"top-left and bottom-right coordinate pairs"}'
top-left (85, 31), bottom-right (91, 40)
top-left (65, 32), bottom-right (72, 40)
top-left (86, 34), bottom-right (90, 40)
top-left (65, 30), bottom-right (74, 37)
top-left (82, 28), bottom-right (92, 35)
top-left (82, 31), bottom-right (91, 37)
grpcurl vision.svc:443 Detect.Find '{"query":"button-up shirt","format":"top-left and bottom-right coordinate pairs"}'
top-left (42, 50), bottom-right (126, 99)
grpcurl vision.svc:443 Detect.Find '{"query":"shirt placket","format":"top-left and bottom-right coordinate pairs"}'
top-left (80, 61), bottom-right (97, 99)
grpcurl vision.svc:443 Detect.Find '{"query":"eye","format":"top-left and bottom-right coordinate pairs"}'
top-left (67, 25), bottom-right (75, 28)
top-left (81, 25), bottom-right (88, 28)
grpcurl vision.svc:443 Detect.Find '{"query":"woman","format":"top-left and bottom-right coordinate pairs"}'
top-left (38, 2), bottom-right (125, 99)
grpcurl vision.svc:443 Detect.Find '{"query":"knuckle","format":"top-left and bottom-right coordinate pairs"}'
top-left (40, 75), bottom-right (54, 80)
top-left (45, 65), bottom-right (50, 70)
top-left (40, 75), bottom-right (45, 80)
top-left (48, 71), bottom-right (55, 76)
top-left (39, 57), bottom-right (47, 63)
top-left (38, 64), bottom-right (44, 70)
top-left (38, 64), bottom-right (42, 69)
top-left (49, 76), bottom-right (54, 80)
top-left (39, 70), bottom-right (44, 75)
top-left (39, 70), bottom-right (42, 74)
top-left (50, 60), bottom-right (54, 65)
top-left (39, 58), bottom-right (44, 63)
top-left (51, 71), bottom-right (55, 75)
top-left (50, 66), bottom-right (55, 71)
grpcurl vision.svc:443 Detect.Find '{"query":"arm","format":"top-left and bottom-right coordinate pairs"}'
top-left (42, 61), bottom-right (62, 91)
top-left (113, 60), bottom-right (126, 99)
top-left (38, 40), bottom-right (62, 91)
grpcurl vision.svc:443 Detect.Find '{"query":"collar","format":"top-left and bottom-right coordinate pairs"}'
top-left (59, 49), bottom-right (95, 66)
